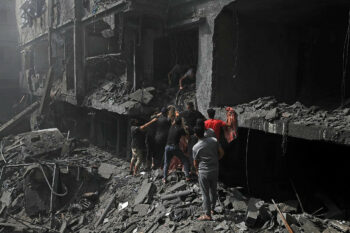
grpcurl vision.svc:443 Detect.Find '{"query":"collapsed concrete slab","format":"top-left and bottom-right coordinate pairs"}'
top-left (0, 102), bottom-right (40, 139)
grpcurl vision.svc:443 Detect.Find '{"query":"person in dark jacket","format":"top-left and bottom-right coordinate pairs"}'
top-left (163, 117), bottom-right (190, 183)
top-left (152, 107), bottom-right (171, 169)
top-left (130, 117), bottom-right (158, 175)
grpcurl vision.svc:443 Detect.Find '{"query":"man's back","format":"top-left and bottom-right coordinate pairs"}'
top-left (193, 137), bottom-right (219, 174)
top-left (155, 116), bottom-right (171, 142)
top-left (167, 125), bottom-right (186, 145)
top-left (205, 119), bottom-right (226, 139)
top-left (180, 110), bottom-right (205, 129)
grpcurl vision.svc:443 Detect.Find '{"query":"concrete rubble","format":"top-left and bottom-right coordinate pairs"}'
top-left (235, 97), bottom-right (350, 131)
top-left (0, 129), bottom-right (349, 232)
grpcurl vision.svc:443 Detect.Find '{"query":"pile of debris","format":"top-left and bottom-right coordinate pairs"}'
top-left (234, 97), bottom-right (350, 132)
top-left (0, 129), bottom-right (349, 232)
top-left (84, 78), bottom-right (196, 115)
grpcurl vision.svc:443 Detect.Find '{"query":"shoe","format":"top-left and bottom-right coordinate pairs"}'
top-left (162, 178), bottom-right (167, 184)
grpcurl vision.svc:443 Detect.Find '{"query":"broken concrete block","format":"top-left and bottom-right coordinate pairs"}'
top-left (329, 221), bottom-right (350, 232)
top-left (291, 224), bottom-right (302, 233)
top-left (19, 128), bottom-right (65, 162)
top-left (223, 196), bottom-right (233, 209)
top-left (278, 200), bottom-right (298, 213)
top-left (101, 81), bottom-right (115, 91)
top-left (98, 163), bottom-right (118, 179)
top-left (323, 228), bottom-right (342, 233)
top-left (24, 164), bottom-right (56, 216)
top-left (232, 200), bottom-right (248, 212)
top-left (166, 180), bottom-right (187, 194)
top-left (134, 180), bottom-right (155, 205)
top-left (0, 190), bottom-right (13, 207)
top-left (133, 204), bottom-right (149, 216)
top-left (245, 198), bottom-right (264, 227)
top-left (265, 108), bottom-right (279, 121)
top-left (299, 217), bottom-right (321, 233)
top-left (128, 89), bottom-right (153, 105)
top-left (214, 220), bottom-right (230, 231)
top-left (161, 190), bottom-right (192, 201)
top-left (277, 213), bottom-right (298, 227)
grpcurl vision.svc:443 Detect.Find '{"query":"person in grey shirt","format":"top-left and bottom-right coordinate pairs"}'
top-left (193, 126), bottom-right (224, 221)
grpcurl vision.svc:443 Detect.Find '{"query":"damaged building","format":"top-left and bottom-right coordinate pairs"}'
top-left (0, 0), bottom-right (20, 124)
top-left (0, 0), bottom-right (348, 231)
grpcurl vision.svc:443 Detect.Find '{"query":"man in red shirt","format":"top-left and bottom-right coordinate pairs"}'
top-left (204, 109), bottom-right (226, 140)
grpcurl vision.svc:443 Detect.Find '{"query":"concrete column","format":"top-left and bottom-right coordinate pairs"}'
top-left (73, 0), bottom-right (85, 103)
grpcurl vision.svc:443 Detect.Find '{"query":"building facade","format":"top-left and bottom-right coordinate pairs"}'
top-left (14, 0), bottom-right (350, 203)
top-left (0, 0), bottom-right (20, 122)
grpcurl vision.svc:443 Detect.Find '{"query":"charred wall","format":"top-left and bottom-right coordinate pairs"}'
top-left (212, 0), bottom-right (350, 108)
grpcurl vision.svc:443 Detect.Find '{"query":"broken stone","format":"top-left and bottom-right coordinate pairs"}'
top-left (133, 204), bottom-right (149, 216)
top-left (329, 221), bottom-right (350, 232)
top-left (98, 163), bottom-right (118, 179)
top-left (166, 180), bottom-right (187, 194)
top-left (323, 228), bottom-right (342, 233)
top-left (245, 198), bottom-right (264, 227)
top-left (101, 81), bottom-right (115, 92)
top-left (118, 202), bottom-right (129, 211)
top-left (161, 190), bottom-right (192, 201)
top-left (277, 213), bottom-right (298, 226)
top-left (20, 128), bottom-right (65, 162)
top-left (278, 200), bottom-right (298, 213)
top-left (291, 224), bottom-right (302, 233)
top-left (214, 220), bottom-right (230, 231)
top-left (232, 199), bottom-right (248, 212)
top-left (265, 108), bottom-right (279, 121)
top-left (299, 217), bottom-right (321, 233)
top-left (134, 180), bottom-right (155, 205)
top-left (0, 190), bottom-right (13, 207)
top-left (24, 164), bottom-right (56, 216)
top-left (223, 196), bottom-right (233, 209)
top-left (128, 89), bottom-right (154, 105)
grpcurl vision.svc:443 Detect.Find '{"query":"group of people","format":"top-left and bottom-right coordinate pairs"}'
top-left (129, 102), bottom-right (237, 221)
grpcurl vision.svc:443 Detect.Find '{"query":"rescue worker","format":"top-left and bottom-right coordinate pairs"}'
top-left (205, 108), bottom-right (227, 140)
top-left (179, 102), bottom-right (205, 131)
top-left (168, 64), bottom-right (189, 88)
top-left (152, 107), bottom-right (171, 169)
top-left (193, 126), bottom-right (224, 221)
top-left (163, 117), bottom-right (190, 183)
top-left (130, 117), bottom-right (158, 176)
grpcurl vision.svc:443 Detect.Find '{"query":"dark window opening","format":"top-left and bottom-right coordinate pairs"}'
top-left (153, 28), bottom-right (199, 85)
top-left (213, 0), bottom-right (350, 109)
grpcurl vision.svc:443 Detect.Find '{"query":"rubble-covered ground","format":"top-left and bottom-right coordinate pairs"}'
top-left (235, 96), bottom-right (350, 131)
top-left (0, 128), bottom-right (349, 233)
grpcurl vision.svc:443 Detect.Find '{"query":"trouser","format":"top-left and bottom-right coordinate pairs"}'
top-left (198, 172), bottom-right (218, 216)
top-left (154, 140), bottom-right (166, 168)
top-left (130, 148), bottom-right (144, 172)
top-left (163, 145), bottom-right (190, 179)
top-left (187, 135), bottom-right (198, 170)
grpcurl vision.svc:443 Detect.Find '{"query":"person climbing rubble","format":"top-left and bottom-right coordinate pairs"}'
top-left (179, 102), bottom-right (206, 131)
top-left (130, 117), bottom-right (158, 176)
top-left (193, 125), bottom-right (224, 221)
top-left (205, 108), bottom-right (227, 140)
top-left (167, 64), bottom-right (190, 88)
top-left (152, 107), bottom-right (171, 169)
top-left (163, 117), bottom-right (190, 183)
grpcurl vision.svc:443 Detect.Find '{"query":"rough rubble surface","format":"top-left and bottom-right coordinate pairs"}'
top-left (235, 96), bottom-right (350, 131)
top-left (0, 129), bottom-right (349, 233)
